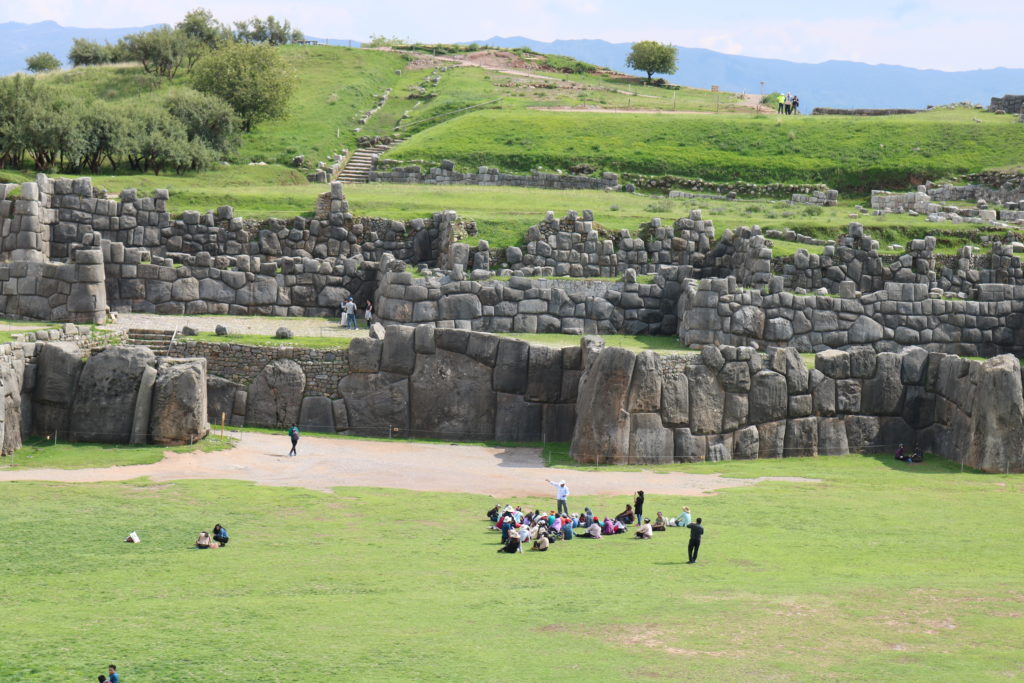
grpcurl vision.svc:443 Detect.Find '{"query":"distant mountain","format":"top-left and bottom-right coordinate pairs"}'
top-left (474, 36), bottom-right (1024, 111)
top-left (0, 20), bottom-right (159, 75)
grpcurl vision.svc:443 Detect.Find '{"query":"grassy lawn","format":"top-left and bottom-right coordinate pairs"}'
top-left (389, 107), bottom-right (1024, 191)
top-left (0, 453), bottom-right (1021, 680)
top-left (0, 435), bottom-right (236, 470)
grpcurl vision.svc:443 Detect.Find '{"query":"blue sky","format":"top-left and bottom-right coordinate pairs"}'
top-left (2, 0), bottom-right (1021, 71)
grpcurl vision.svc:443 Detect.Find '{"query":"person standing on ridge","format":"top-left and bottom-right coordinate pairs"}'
top-left (288, 423), bottom-right (300, 457)
top-left (545, 478), bottom-right (570, 515)
top-left (777, 92), bottom-right (785, 114)
top-left (634, 490), bottom-right (645, 526)
top-left (686, 517), bottom-right (704, 563)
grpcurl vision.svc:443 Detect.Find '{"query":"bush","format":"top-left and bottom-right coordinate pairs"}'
top-left (192, 43), bottom-right (294, 131)
top-left (25, 52), bottom-right (60, 73)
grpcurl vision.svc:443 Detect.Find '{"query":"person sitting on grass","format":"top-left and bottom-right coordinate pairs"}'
top-left (612, 518), bottom-right (627, 534)
top-left (195, 531), bottom-right (216, 549)
top-left (579, 520), bottom-right (602, 538)
top-left (911, 446), bottom-right (924, 463)
top-left (532, 532), bottom-right (550, 551)
top-left (486, 505), bottom-right (500, 523)
top-left (615, 504), bottom-right (635, 525)
top-left (580, 507), bottom-right (595, 527)
top-left (497, 532), bottom-right (521, 554)
top-left (635, 518), bottom-right (653, 540)
top-left (213, 524), bottom-right (229, 547)
top-left (652, 512), bottom-right (667, 532)
top-left (603, 517), bottom-right (616, 536)
top-left (562, 517), bottom-right (574, 541)
top-left (673, 506), bottom-right (692, 527)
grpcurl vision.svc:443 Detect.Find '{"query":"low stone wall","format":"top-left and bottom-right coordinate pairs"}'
top-left (374, 269), bottom-right (678, 336)
top-left (989, 95), bottom-right (1024, 114)
top-left (569, 342), bottom-right (1024, 474)
top-left (369, 162), bottom-right (620, 191)
top-left (790, 190), bottom-right (839, 206)
top-left (677, 277), bottom-right (1024, 357)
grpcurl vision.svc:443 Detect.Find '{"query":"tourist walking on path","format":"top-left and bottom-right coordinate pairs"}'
top-left (345, 298), bottom-right (358, 330)
top-left (634, 490), bottom-right (645, 525)
top-left (686, 518), bottom-right (704, 564)
top-left (546, 478), bottom-right (570, 515)
top-left (288, 423), bottom-right (300, 457)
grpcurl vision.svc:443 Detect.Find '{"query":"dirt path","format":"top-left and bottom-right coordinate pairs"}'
top-left (0, 432), bottom-right (816, 497)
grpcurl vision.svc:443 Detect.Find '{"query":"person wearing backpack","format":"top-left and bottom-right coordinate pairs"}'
top-left (288, 424), bottom-right (300, 457)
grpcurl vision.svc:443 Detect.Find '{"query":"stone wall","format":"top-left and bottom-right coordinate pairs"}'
top-left (677, 277), bottom-right (1024, 357)
top-left (374, 269), bottom-right (679, 336)
top-left (790, 190), bottom-right (839, 206)
top-left (989, 95), bottom-right (1024, 114)
top-left (569, 341), bottom-right (1024, 473)
top-left (369, 161), bottom-right (620, 191)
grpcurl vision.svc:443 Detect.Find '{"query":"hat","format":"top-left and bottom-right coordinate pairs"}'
top-left (683, 506), bottom-right (690, 512)
top-left (558, 480), bottom-right (566, 486)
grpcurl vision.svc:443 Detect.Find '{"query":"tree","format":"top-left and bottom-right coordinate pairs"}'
top-left (192, 42), bottom-right (294, 131)
top-left (625, 41), bottom-right (678, 85)
top-left (234, 15), bottom-right (303, 45)
top-left (122, 26), bottom-right (191, 80)
top-left (163, 89), bottom-right (240, 154)
top-left (25, 52), bottom-right (60, 73)
top-left (176, 7), bottom-right (230, 50)
top-left (68, 38), bottom-right (109, 66)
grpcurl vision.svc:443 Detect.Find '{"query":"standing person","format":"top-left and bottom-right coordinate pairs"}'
top-left (777, 92), bottom-right (785, 114)
top-left (107, 665), bottom-right (120, 683)
top-left (785, 93), bottom-right (793, 115)
top-left (545, 479), bottom-right (569, 515)
top-left (686, 518), bottom-right (704, 564)
top-left (339, 299), bottom-right (348, 327)
top-left (791, 94), bottom-right (800, 114)
top-left (364, 299), bottom-right (374, 326)
top-left (634, 491), bottom-right (645, 526)
top-left (288, 423), bottom-right (300, 457)
top-left (345, 298), bottom-right (358, 330)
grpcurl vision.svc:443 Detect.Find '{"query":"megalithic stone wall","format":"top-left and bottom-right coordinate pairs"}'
top-left (569, 341), bottom-right (1024, 473)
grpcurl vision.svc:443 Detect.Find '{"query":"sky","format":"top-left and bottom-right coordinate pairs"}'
top-left (2, 0), bottom-right (1022, 71)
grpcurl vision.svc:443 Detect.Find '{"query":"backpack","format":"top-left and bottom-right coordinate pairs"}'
top-left (289, 426), bottom-right (299, 439)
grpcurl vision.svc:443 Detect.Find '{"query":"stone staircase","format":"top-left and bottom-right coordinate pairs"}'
top-left (337, 140), bottom-right (399, 184)
top-left (127, 328), bottom-right (176, 356)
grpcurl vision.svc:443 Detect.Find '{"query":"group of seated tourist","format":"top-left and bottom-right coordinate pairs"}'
top-left (488, 503), bottom-right (695, 553)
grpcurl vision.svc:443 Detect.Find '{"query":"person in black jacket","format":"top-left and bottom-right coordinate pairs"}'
top-left (633, 490), bottom-right (645, 526)
top-left (686, 518), bottom-right (704, 564)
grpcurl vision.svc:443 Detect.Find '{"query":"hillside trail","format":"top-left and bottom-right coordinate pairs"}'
top-left (374, 48), bottom-right (759, 114)
top-left (0, 431), bottom-right (816, 497)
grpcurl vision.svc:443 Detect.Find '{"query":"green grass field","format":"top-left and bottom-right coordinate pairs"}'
top-left (1, 450), bottom-right (1021, 681)
top-left (0, 435), bottom-right (236, 470)
top-left (389, 107), bottom-right (1024, 191)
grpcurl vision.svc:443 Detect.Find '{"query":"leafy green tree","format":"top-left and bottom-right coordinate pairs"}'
top-left (192, 42), bottom-right (294, 131)
top-left (0, 75), bottom-right (44, 168)
top-left (163, 89), bottom-right (240, 154)
top-left (68, 38), bottom-right (111, 67)
top-left (234, 15), bottom-right (303, 45)
top-left (122, 26), bottom-right (191, 80)
top-left (25, 52), bottom-right (61, 73)
top-left (176, 7), bottom-right (230, 50)
top-left (625, 41), bottom-right (678, 84)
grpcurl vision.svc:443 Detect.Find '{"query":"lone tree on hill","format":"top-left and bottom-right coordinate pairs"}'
top-left (192, 42), bottom-right (294, 131)
top-left (625, 41), bottom-right (678, 85)
top-left (25, 52), bottom-right (60, 73)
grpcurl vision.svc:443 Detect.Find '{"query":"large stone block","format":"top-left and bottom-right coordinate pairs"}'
top-left (149, 359), bottom-right (209, 445)
top-left (748, 371), bottom-right (788, 423)
top-left (627, 351), bottom-right (662, 412)
top-left (661, 374), bottom-right (689, 426)
top-left (570, 346), bottom-right (635, 464)
top-left (494, 393), bottom-right (543, 442)
top-left (757, 420), bottom-right (786, 459)
top-left (338, 372), bottom-right (408, 437)
top-left (348, 337), bottom-right (383, 373)
top-left (69, 346), bottom-right (156, 443)
top-left (245, 359), bottom-right (306, 429)
top-left (673, 428), bottom-right (706, 463)
top-left (207, 375), bottom-right (241, 425)
top-left (967, 355), bottom-right (1024, 473)
top-left (784, 417), bottom-right (818, 457)
top-left (629, 413), bottom-right (673, 464)
top-left (380, 325), bottom-right (417, 375)
top-left (861, 352), bottom-right (904, 415)
top-left (493, 339), bottom-right (529, 394)
top-left (410, 349), bottom-right (494, 439)
top-left (817, 417), bottom-right (849, 455)
top-left (526, 344), bottom-right (562, 403)
top-left (299, 396), bottom-right (335, 433)
top-left (733, 425), bottom-right (759, 459)
top-left (31, 342), bottom-right (85, 435)
top-left (687, 364), bottom-right (724, 434)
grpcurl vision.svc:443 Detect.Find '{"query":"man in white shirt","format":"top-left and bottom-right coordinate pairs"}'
top-left (545, 478), bottom-right (569, 515)
top-left (344, 298), bottom-right (358, 330)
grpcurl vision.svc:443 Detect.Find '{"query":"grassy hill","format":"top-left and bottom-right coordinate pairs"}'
top-left (387, 107), bottom-right (1024, 191)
